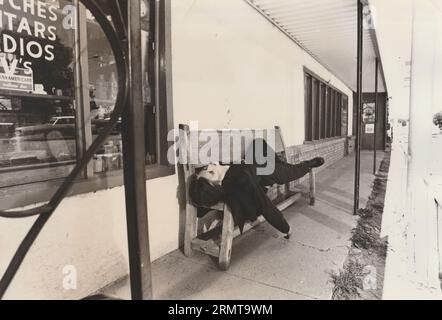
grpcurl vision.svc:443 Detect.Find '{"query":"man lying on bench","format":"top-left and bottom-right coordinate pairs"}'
top-left (189, 139), bottom-right (325, 240)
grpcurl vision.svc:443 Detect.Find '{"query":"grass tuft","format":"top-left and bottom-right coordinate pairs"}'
top-left (330, 260), bottom-right (366, 300)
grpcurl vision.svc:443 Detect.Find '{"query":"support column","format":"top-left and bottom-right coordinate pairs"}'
top-left (74, 0), bottom-right (94, 178)
top-left (373, 57), bottom-right (379, 175)
top-left (122, 0), bottom-right (153, 300)
top-left (354, 0), bottom-right (364, 215)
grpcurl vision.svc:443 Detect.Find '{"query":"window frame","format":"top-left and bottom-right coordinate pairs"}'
top-left (0, 0), bottom-right (175, 211)
top-left (304, 73), bottom-right (313, 142)
top-left (341, 95), bottom-right (349, 137)
top-left (329, 90), bottom-right (335, 138)
top-left (320, 83), bottom-right (326, 140)
top-left (304, 67), bottom-right (349, 143)
top-left (313, 79), bottom-right (320, 141)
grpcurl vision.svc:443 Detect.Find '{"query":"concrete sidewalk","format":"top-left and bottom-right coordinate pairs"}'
top-left (102, 151), bottom-right (384, 300)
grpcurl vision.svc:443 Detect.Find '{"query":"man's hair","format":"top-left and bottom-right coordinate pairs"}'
top-left (194, 166), bottom-right (208, 175)
top-left (189, 176), bottom-right (225, 208)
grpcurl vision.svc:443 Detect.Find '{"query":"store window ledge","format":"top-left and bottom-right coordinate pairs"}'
top-left (0, 165), bottom-right (175, 212)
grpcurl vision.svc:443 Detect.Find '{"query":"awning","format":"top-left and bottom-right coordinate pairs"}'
top-left (246, 0), bottom-right (387, 93)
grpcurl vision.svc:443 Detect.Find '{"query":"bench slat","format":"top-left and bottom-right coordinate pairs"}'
top-left (191, 238), bottom-right (220, 257)
top-left (196, 192), bottom-right (303, 242)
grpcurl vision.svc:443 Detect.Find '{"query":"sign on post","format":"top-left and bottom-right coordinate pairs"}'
top-left (366, 124), bottom-right (375, 134)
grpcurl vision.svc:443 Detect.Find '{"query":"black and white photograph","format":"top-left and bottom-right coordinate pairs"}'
top-left (0, 0), bottom-right (441, 306)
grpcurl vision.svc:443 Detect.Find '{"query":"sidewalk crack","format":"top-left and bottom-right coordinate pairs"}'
top-left (295, 241), bottom-right (350, 253)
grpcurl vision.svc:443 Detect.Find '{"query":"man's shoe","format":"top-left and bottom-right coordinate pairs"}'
top-left (306, 157), bottom-right (325, 169)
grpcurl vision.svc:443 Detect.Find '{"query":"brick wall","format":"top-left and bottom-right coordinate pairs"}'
top-left (288, 138), bottom-right (347, 170)
top-left (268, 137), bottom-right (353, 200)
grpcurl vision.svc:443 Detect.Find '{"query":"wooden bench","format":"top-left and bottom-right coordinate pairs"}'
top-left (179, 124), bottom-right (316, 270)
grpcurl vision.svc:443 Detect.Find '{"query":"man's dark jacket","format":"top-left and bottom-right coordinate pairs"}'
top-left (221, 164), bottom-right (285, 233)
top-left (194, 140), bottom-right (313, 234)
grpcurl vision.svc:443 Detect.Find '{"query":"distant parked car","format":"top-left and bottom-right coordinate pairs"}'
top-left (14, 116), bottom-right (76, 141)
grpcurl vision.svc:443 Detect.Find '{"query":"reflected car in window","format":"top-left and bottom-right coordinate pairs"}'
top-left (14, 116), bottom-right (77, 141)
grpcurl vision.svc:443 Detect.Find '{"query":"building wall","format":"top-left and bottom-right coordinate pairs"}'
top-left (172, 0), bottom-right (354, 145)
top-left (0, 0), bottom-right (354, 299)
top-left (381, 0), bottom-right (442, 299)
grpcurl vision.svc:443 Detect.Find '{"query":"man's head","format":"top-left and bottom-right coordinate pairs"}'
top-left (194, 164), bottom-right (226, 186)
top-left (189, 170), bottom-right (225, 208)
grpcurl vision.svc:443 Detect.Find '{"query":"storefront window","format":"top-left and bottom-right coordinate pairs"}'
top-left (141, 0), bottom-right (157, 165)
top-left (0, 0), bottom-right (76, 187)
top-left (304, 70), bottom-right (348, 142)
top-left (0, 0), bottom-right (172, 192)
top-left (86, 9), bottom-right (122, 174)
top-left (87, 0), bottom-right (157, 175)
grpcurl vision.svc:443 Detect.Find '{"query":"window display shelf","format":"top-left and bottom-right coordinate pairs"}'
top-left (0, 89), bottom-right (74, 101)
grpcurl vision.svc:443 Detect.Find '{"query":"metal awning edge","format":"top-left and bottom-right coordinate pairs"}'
top-left (244, 0), bottom-right (387, 93)
top-left (243, 0), bottom-right (356, 91)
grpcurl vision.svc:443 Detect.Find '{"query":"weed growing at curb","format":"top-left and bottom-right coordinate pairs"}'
top-left (331, 147), bottom-right (391, 300)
